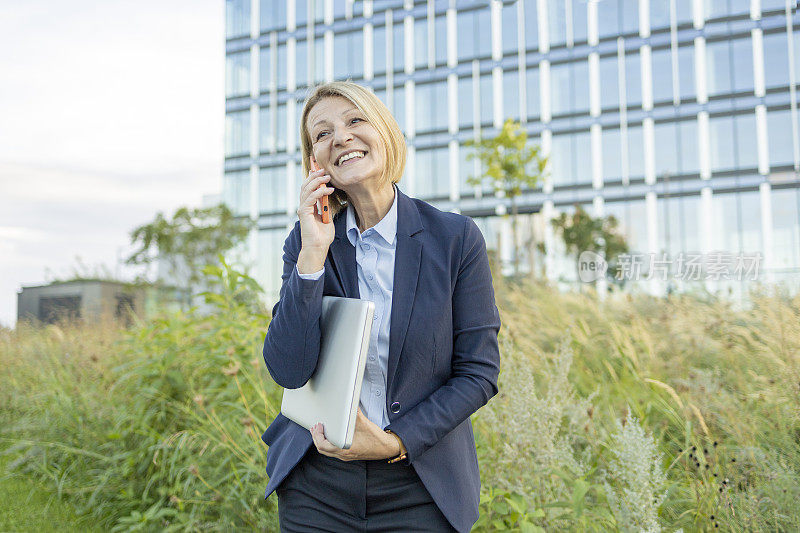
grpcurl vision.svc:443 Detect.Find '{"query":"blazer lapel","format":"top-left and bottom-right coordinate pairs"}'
top-left (328, 209), bottom-right (359, 298)
top-left (387, 187), bottom-right (424, 394)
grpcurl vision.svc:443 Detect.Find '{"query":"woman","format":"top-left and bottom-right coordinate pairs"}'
top-left (261, 81), bottom-right (501, 533)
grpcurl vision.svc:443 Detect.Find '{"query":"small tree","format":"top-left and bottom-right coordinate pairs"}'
top-left (465, 118), bottom-right (548, 275)
top-left (550, 204), bottom-right (628, 287)
top-left (125, 204), bottom-right (255, 297)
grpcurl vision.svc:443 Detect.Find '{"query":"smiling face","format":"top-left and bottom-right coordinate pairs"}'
top-left (306, 95), bottom-right (387, 193)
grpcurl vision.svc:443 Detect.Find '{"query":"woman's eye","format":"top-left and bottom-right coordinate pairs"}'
top-left (351, 118), bottom-right (363, 124)
top-left (315, 131), bottom-right (328, 140)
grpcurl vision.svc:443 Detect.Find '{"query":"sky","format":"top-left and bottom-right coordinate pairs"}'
top-left (0, 0), bottom-right (225, 328)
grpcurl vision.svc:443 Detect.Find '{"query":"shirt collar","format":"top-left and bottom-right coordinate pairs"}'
top-left (346, 183), bottom-right (398, 247)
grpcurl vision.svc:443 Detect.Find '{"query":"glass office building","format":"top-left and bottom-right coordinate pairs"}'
top-left (224, 0), bottom-right (800, 303)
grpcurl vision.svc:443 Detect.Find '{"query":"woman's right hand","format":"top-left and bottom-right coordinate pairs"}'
top-left (296, 168), bottom-right (335, 274)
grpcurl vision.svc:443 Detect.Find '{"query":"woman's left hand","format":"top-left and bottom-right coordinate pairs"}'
top-left (310, 409), bottom-right (399, 461)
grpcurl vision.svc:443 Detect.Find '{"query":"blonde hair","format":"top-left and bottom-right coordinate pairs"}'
top-left (300, 81), bottom-right (407, 219)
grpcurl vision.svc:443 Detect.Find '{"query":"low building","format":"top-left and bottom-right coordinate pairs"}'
top-left (16, 279), bottom-right (188, 326)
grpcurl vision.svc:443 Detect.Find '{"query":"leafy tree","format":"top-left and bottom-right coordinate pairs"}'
top-left (465, 118), bottom-right (548, 275)
top-left (125, 204), bottom-right (255, 297)
top-left (550, 204), bottom-right (628, 287)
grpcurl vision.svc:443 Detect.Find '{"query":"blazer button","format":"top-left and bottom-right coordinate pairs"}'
top-left (390, 401), bottom-right (401, 414)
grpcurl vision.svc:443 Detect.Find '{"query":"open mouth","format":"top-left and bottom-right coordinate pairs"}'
top-left (336, 150), bottom-right (368, 166)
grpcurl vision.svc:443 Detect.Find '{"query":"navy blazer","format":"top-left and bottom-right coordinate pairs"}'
top-left (261, 186), bottom-right (501, 533)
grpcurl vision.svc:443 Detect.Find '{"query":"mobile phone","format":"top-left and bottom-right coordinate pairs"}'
top-left (310, 156), bottom-right (330, 224)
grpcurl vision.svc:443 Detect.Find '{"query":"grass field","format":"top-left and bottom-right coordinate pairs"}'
top-left (1, 262), bottom-right (798, 531)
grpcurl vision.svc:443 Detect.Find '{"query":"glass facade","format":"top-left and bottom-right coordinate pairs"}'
top-left (225, 0), bottom-right (800, 301)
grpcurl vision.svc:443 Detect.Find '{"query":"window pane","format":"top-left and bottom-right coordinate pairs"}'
top-left (654, 122), bottom-right (679, 176)
top-left (504, 70), bottom-right (520, 122)
top-left (260, 106), bottom-right (274, 152)
top-left (261, 0), bottom-right (286, 31)
top-left (625, 50), bottom-right (642, 107)
top-left (435, 16), bottom-right (447, 65)
top-left (526, 67), bottom-right (540, 119)
top-left (276, 103), bottom-right (286, 151)
top-left (731, 37), bottom-right (754, 93)
top-left (277, 43), bottom-right (287, 89)
top-left (571, 0), bottom-right (588, 44)
top-left (651, 47), bottom-right (673, 103)
top-left (224, 171), bottom-right (250, 215)
top-left (709, 115), bottom-right (736, 171)
top-left (550, 62), bottom-right (571, 115)
top-left (523, 0), bottom-right (539, 50)
top-left (227, 0), bottom-right (250, 37)
top-left (226, 51), bottom-right (250, 97)
top-left (394, 85), bottom-right (405, 132)
top-left (226, 111), bottom-right (250, 156)
top-left (296, 40), bottom-right (308, 88)
top-left (393, 21), bottom-right (404, 71)
top-left (333, 0), bottom-right (345, 19)
top-left (550, 134), bottom-right (571, 186)
top-left (597, 0), bottom-right (620, 39)
top-left (458, 76), bottom-right (474, 129)
top-left (314, 38), bottom-right (324, 84)
top-left (678, 119), bottom-right (700, 174)
top-left (548, 0), bottom-right (566, 47)
top-left (678, 44), bottom-right (696, 101)
top-left (734, 113), bottom-right (758, 169)
top-left (650, 0), bottom-right (670, 31)
top-left (573, 59), bottom-right (590, 113)
top-left (480, 74), bottom-right (493, 126)
top-left (415, 17), bottom-right (428, 68)
top-left (574, 130), bottom-right (591, 184)
top-left (622, 0), bottom-right (639, 34)
top-left (333, 32), bottom-right (363, 80)
top-left (374, 25), bottom-right (387, 75)
top-left (415, 148), bottom-right (449, 198)
top-left (259, 166), bottom-right (288, 213)
top-left (763, 31), bottom-right (790, 89)
top-left (627, 124), bottom-right (644, 178)
top-left (603, 127), bottom-right (622, 180)
top-left (260, 45), bottom-right (272, 90)
top-left (457, 11), bottom-right (475, 61)
top-left (502, 2), bottom-right (518, 53)
top-left (416, 82), bottom-right (448, 133)
top-left (599, 55), bottom-right (620, 110)
top-left (767, 108), bottom-right (795, 167)
top-left (706, 40), bottom-right (732, 97)
top-left (296, 0), bottom-right (307, 28)
top-left (771, 188), bottom-right (800, 271)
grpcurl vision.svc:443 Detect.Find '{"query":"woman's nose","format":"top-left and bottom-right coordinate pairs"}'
top-left (332, 126), bottom-right (353, 146)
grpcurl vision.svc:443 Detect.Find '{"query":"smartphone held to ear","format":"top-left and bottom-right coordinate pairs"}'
top-left (310, 156), bottom-right (331, 224)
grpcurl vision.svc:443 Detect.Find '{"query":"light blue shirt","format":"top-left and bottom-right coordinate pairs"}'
top-left (295, 183), bottom-right (398, 429)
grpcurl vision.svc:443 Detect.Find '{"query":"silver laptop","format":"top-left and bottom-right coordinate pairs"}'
top-left (280, 296), bottom-right (374, 449)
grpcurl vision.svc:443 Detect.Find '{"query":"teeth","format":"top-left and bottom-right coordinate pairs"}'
top-left (338, 151), bottom-right (365, 165)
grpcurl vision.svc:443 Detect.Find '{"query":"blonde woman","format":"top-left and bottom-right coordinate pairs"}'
top-left (261, 81), bottom-right (501, 533)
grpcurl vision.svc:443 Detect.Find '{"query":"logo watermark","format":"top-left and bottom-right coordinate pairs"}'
top-left (578, 251), bottom-right (763, 282)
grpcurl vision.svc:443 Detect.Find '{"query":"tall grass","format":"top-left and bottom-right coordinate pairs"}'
top-left (2, 266), bottom-right (799, 531)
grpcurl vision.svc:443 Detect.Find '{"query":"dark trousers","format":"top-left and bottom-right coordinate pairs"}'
top-left (277, 447), bottom-right (457, 532)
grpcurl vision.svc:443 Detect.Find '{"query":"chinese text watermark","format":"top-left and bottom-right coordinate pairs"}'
top-left (578, 251), bottom-right (762, 282)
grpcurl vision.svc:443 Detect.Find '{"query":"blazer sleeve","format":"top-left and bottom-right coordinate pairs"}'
top-left (385, 216), bottom-right (501, 462)
top-left (262, 221), bottom-right (326, 389)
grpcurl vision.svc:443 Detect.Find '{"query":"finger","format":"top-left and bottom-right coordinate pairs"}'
top-left (311, 424), bottom-right (340, 456)
top-left (300, 174), bottom-right (331, 201)
top-left (303, 186), bottom-right (334, 210)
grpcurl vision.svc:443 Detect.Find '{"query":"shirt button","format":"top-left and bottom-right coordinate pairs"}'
top-left (375, 390), bottom-right (381, 396)
top-left (368, 274), bottom-right (374, 280)
top-left (373, 314), bottom-right (378, 321)
top-left (390, 402), bottom-right (401, 413)
top-left (369, 356), bottom-right (375, 361)
top-left (364, 244), bottom-right (371, 250)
